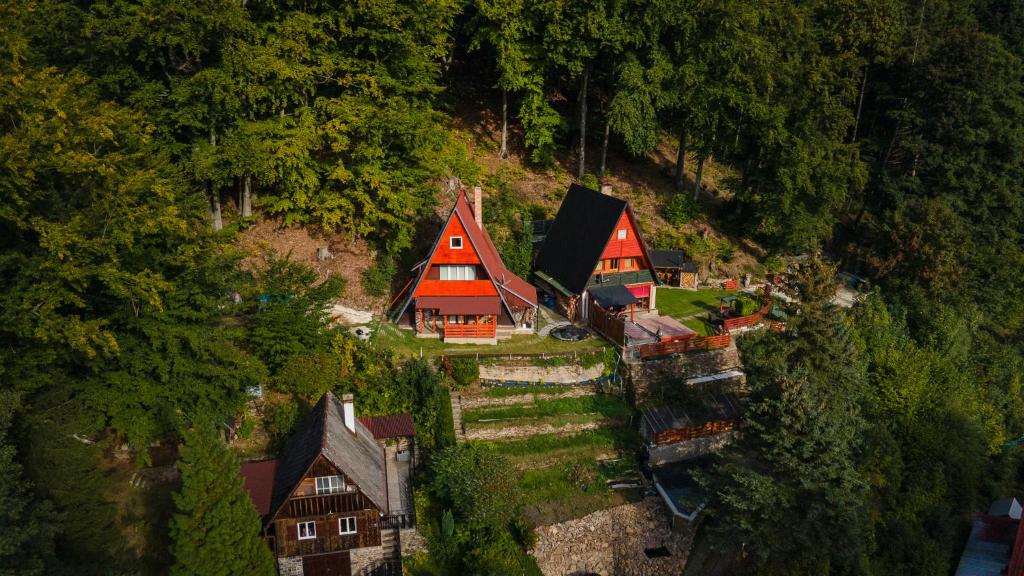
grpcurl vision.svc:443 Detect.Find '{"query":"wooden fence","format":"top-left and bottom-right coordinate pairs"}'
top-left (587, 301), bottom-right (626, 346)
top-left (637, 334), bottom-right (731, 359)
top-left (721, 304), bottom-right (771, 332)
top-left (654, 418), bottom-right (738, 445)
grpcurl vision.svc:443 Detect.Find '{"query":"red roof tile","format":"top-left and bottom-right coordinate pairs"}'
top-left (358, 414), bottom-right (415, 439)
top-left (239, 459), bottom-right (277, 517)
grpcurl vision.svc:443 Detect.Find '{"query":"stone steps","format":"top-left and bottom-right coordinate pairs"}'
top-left (450, 391), bottom-right (466, 443)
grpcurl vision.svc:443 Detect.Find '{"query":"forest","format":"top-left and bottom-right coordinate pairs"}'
top-left (1, 0), bottom-right (1023, 574)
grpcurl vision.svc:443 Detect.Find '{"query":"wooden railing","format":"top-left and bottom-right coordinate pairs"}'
top-left (283, 492), bottom-right (370, 518)
top-left (381, 511), bottom-right (415, 530)
top-left (443, 323), bottom-right (496, 339)
top-left (653, 419), bottom-right (738, 445)
top-left (721, 305), bottom-right (771, 332)
top-left (637, 334), bottom-right (731, 359)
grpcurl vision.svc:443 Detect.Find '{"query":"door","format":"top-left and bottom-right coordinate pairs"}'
top-left (302, 551), bottom-right (351, 576)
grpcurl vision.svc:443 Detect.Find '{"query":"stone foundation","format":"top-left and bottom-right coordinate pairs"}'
top-left (531, 496), bottom-right (694, 576)
top-left (400, 527), bottom-right (427, 556)
top-left (350, 546), bottom-right (384, 576)
top-left (646, 431), bottom-right (738, 466)
top-left (277, 556), bottom-right (303, 576)
top-left (629, 345), bottom-right (742, 402)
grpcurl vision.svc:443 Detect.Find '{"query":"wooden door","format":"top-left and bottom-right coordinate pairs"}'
top-left (302, 551), bottom-right (351, 576)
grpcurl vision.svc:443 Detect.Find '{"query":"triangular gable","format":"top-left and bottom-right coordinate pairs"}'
top-left (597, 205), bottom-right (658, 281)
top-left (397, 190), bottom-right (536, 320)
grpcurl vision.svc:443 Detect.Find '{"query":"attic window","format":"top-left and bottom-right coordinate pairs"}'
top-left (617, 228), bottom-right (627, 240)
top-left (339, 517), bottom-right (357, 535)
top-left (315, 475), bottom-right (344, 495)
top-left (449, 236), bottom-right (463, 249)
top-left (298, 521), bottom-right (316, 540)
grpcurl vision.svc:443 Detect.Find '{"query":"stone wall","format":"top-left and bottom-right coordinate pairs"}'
top-left (647, 431), bottom-right (738, 466)
top-left (530, 497), bottom-right (694, 576)
top-left (460, 385), bottom-right (597, 410)
top-left (277, 556), bottom-right (303, 576)
top-left (479, 363), bottom-right (605, 385)
top-left (400, 527), bottom-right (427, 556)
top-left (350, 546), bottom-right (384, 576)
top-left (465, 419), bottom-right (607, 441)
top-left (629, 345), bottom-right (742, 403)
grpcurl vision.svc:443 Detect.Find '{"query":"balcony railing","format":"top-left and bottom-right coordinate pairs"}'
top-left (443, 323), bottom-right (496, 339)
top-left (381, 511), bottom-right (415, 530)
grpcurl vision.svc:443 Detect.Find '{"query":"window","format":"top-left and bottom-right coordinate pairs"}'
top-left (449, 236), bottom-right (463, 249)
top-left (440, 265), bottom-right (476, 281)
top-left (339, 517), bottom-right (357, 535)
top-left (617, 228), bottom-right (627, 240)
top-left (621, 258), bottom-right (633, 270)
top-left (595, 260), bottom-right (603, 272)
top-left (315, 476), bottom-right (344, 495)
top-left (607, 258), bottom-right (619, 271)
top-left (298, 521), bottom-right (316, 540)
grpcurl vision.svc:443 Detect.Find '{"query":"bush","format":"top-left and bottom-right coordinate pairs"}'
top-left (265, 401), bottom-right (300, 449)
top-left (272, 352), bottom-right (341, 399)
top-left (443, 357), bottom-right (479, 388)
top-left (361, 252), bottom-right (396, 297)
top-left (663, 193), bottom-right (701, 227)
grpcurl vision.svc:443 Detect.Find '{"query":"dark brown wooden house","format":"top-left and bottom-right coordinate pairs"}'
top-left (241, 391), bottom-right (413, 576)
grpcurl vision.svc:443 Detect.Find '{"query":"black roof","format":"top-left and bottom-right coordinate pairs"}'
top-left (650, 249), bottom-right (697, 272)
top-left (534, 184), bottom-right (631, 294)
top-left (268, 391), bottom-right (387, 520)
top-left (589, 284), bottom-right (638, 307)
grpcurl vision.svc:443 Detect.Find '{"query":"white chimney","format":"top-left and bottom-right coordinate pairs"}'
top-left (600, 184), bottom-right (613, 195)
top-left (342, 393), bottom-right (355, 434)
top-left (473, 186), bottom-right (483, 228)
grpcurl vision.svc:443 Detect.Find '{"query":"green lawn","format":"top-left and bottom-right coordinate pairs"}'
top-left (462, 395), bottom-right (632, 424)
top-left (484, 428), bottom-right (640, 467)
top-left (483, 385), bottom-right (573, 398)
top-left (518, 455), bottom-right (642, 526)
top-left (657, 287), bottom-right (760, 320)
top-left (371, 321), bottom-right (606, 358)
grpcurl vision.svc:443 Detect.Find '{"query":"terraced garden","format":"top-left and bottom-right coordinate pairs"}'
top-left (462, 385), bottom-right (644, 526)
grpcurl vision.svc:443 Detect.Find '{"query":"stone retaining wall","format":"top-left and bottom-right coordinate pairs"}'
top-left (460, 385), bottom-right (598, 410)
top-left (464, 419), bottom-right (610, 441)
top-left (629, 345), bottom-right (741, 402)
top-left (479, 363), bottom-right (605, 385)
top-left (531, 496), bottom-right (694, 576)
top-left (350, 546), bottom-right (383, 575)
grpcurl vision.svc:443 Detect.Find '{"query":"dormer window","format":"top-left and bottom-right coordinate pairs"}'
top-left (449, 236), bottom-right (463, 249)
top-left (617, 228), bottom-right (627, 240)
top-left (315, 475), bottom-right (344, 494)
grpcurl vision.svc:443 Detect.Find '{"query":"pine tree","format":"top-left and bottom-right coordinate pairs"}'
top-left (169, 425), bottom-right (275, 576)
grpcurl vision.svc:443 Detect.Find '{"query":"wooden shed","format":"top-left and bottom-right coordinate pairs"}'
top-left (650, 250), bottom-right (698, 288)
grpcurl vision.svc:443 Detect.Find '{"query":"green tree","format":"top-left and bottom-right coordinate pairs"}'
top-left (169, 424), bottom-right (275, 576)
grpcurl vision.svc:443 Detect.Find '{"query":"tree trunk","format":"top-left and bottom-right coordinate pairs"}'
top-left (599, 120), bottom-right (610, 176)
top-left (674, 127), bottom-right (688, 191)
top-left (852, 66), bottom-right (868, 143)
top-left (242, 173), bottom-right (253, 218)
top-left (577, 65), bottom-right (589, 180)
top-left (499, 89), bottom-right (509, 159)
top-left (693, 155), bottom-right (705, 201)
top-left (209, 128), bottom-right (222, 231)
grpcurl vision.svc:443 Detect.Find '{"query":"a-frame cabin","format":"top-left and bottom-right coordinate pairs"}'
top-left (394, 187), bottom-right (538, 344)
top-left (533, 184), bottom-right (659, 321)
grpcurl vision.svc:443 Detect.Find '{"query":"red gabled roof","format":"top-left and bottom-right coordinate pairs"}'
top-left (399, 189), bottom-right (537, 318)
top-left (240, 459), bottom-right (277, 517)
top-left (358, 414), bottom-right (416, 439)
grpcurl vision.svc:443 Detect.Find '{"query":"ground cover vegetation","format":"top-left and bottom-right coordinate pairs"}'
top-left (1, 0), bottom-right (1023, 574)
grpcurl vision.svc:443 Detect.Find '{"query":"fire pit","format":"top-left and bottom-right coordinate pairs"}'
top-left (550, 324), bottom-right (591, 342)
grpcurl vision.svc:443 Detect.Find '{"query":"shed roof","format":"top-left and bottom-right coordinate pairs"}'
top-left (240, 459), bottom-right (277, 517)
top-left (268, 391), bottom-right (387, 521)
top-left (641, 394), bottom-right (742, 435)
top-left (534, 184), bottom-right (655, 295)
top-left (650, 250), bottom-right (697, 272)
top-left (589, 284), bottom-right (638, 307)
top-left (358, 414), bottom-right (415, 439)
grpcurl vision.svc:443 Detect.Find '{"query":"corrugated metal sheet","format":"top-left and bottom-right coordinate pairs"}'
top-left (240, 459), bottom-right (277, 516)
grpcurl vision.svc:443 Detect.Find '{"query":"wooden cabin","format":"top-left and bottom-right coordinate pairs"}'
top-left (394, 187), bottom-right (538, 344)
top-left (533, 184), bottom-right (659, 321)
top-left (240, 392), bottom-right (415, 576)
top-left (640, 393), bottom-right (741, 466)
top-left (650, 249), bottom-right (698, 288)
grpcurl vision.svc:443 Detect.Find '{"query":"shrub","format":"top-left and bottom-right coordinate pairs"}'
top-left (663, 193), bottom-right (701, 227)
top-left (361, 252), bottom-right (397, 297)
top-left (443, 358), bottom-right (479, 389)
top-left (265, 401), bottom-right (300, 449)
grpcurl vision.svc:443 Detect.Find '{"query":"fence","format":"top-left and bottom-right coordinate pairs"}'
top-left (443, 323), bottom-right (496, 339)
top-left (637, 334), bottom-right (731, 359)
top-left (587, 300), bottom-right (626, 346)
top-left (721, 304), bottom-right (771, 332)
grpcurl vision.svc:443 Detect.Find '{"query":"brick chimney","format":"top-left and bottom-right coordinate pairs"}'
top-left (473, 186), bottom-right (483, 229)
top-left (342, 393), bottom-right (355, 434)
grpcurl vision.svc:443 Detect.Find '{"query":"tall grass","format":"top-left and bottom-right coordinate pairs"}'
top-left (462, 394), bottom-right (632, 423)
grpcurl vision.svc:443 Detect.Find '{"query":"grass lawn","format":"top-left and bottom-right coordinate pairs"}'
top-left (482, 385), bottom-right (573, 398)
top-left (657, 287), bottom-right (760, 320)
top-left (484, 428), bottom-right (641, 468)
top-left (462, 395), bottom-right (632, 423)
top-left (371, 321), bottom-right (607, 358)
top-left (519, 455), bottom-right (642, 526)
